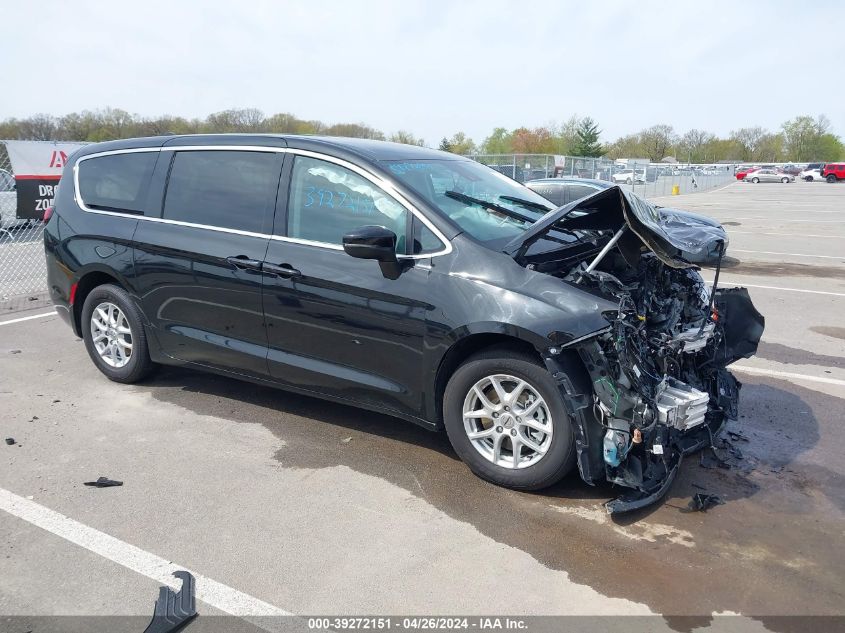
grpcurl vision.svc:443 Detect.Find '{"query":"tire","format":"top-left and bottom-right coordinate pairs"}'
top-left (442, 348), bottom-right (577, 491)
top-left (781, 177), bottom-right (789, 183)
top-left (806, 176), bottom-right (813, 181)
top-left (81, 283), bottom-right (155, 383)
top-left (625, 178), bottom-right (633, 185)
top-left (751, 177), bottom-right (760, 183)
top-left (827, 175), bottom-right (837, 183)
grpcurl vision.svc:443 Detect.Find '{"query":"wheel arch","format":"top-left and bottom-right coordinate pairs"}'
top-left (430, 323), bottom-right (587, 428)
top-left (71, 267), bottom-right (131, 337)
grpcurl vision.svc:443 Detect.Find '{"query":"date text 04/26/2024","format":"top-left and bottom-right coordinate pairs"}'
top-left (307, 617), bottom-right (528, 630)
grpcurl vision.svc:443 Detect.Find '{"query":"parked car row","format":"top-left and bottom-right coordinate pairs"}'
top-left (736, 162), bottom-right (844, 183)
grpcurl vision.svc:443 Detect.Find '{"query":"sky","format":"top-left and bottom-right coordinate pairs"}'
top-left (2, 0), bottom-right (843, 145)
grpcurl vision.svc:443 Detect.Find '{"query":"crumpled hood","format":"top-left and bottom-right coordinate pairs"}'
top-left (503, 186), bottom-right (728, 268)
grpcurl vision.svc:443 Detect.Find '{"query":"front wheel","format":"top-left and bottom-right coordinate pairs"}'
top-left (751, 177), bottom-right (760, 183)
top-left (625, 178), bottom-right (633, 185)
top-left (81, 284), bottom-right (155, 383)
top-left (443, 349), bottom-right (576, 490)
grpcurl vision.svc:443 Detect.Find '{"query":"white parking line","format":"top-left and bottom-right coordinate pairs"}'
top-left (732, 365), bottom-right (845, 388)
top-left (709, 281), bottom-right (845, 298)
top-left (0, 311), bottom-right (56, 327)
top-left (730, 249), bottom-right (845, 260)
top-left (0, 487), bottom-right (291, 617)
top-left (726, 218), bottom-right (845, 223)
top-left (730, 231), bottom-right (845, 239)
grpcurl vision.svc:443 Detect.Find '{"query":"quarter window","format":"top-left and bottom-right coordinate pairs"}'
top-left (412, 217), bottom-right (443, 254)
top-left (287, 156), bottom-right (408, 251)
top-left (567, 184), bottom-right (599, 202)
top-left (528, 184), bottom-right (565, 206)
top-left (78, 152), bottom-right (157, 214)
top-left (163, 150), bottom-right (280, 233)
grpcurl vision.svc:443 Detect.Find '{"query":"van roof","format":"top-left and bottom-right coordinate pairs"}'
top-left (73, 134), bottom-right (462, 164)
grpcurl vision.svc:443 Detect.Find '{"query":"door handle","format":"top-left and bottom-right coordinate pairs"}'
top-left (226, 255), bottom-right (263, 271)
top-left (263, 262), bottom-right (302, 278)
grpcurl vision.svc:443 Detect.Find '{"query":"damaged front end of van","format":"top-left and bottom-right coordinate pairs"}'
top-left (505, 187), bottom-right (765, 514)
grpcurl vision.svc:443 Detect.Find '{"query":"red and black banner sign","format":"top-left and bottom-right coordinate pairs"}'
top-left (3, 141), bottom-right (87, 220)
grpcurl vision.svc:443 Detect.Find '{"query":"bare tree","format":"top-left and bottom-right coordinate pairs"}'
top-left (388, 130), bottom-right (425, 146)
top-left (678, 129), bottom-right (715, 162)
top-left (640, 124), bottom-right (678, 161)
top-left (17, 114), bottom-right (57, 140)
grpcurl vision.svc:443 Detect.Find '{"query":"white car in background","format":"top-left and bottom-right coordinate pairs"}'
top-left (0, 169), bottom-right (21, 229)
top-left (611, 169), bottom-right (645, 185)
top-left (799, 168), bottom-right (825, 181)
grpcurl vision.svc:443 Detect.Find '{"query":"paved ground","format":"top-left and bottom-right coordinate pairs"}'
top-left (1, 180), bottom-right (843, 631)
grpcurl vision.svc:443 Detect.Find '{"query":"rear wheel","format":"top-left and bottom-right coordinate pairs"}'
top-left (751, 177), bottom-right (760, 183)
top-left (625, 178), bottom-right (633, 185)
top-left (81, 284), bottom-right (154, 383)
top-left (828, 175), bottom-right (838, 183)
top-left (443, 348), bottom-right (577, 490)
top-left (781, 177), bottom-right (790, 183)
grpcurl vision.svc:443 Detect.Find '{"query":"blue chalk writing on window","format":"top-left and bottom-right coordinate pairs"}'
top-left (388, 162), bottom-right (432, 176)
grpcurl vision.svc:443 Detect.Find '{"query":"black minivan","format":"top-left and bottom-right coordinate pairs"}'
top-left (45, 135), bottom-right (763, 513)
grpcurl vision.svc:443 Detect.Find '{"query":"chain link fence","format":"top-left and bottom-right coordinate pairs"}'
top-left (468, 153), bottom-right (737, 197)
top-left (0, 143), bottom-right (50, 314)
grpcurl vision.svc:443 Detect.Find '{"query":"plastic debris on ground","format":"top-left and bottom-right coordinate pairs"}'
top-left (143, 570), bottom-right (197, 633)
top-left (688, 493), bottom-right (725, 512)
top-left (83, 476), bottom-right (123, 488)
top-left (5, 437), bottom-right (15, 445)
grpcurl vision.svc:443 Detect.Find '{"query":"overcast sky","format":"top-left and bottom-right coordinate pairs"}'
top-left (2, 1), bottom-right (843, 144)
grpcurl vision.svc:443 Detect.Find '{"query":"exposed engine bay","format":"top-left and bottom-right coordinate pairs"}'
top-left (505, 186), bottom-right (765, 513)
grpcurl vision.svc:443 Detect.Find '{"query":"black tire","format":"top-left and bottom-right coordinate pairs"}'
top-left (781, 177), bottom-right (789, 183)
top-left (443, 348), bottom-right (577, 491)
top-left (81, 283), bottom-right (155, 383)
top-left (751, 177), bottom-right (760, 183)
top-left (806, 176), bottom-right (813, 181)
top-left (827, 175), bottom-right (837, 183)
top-left (625, 178), bottom-right (632, 185)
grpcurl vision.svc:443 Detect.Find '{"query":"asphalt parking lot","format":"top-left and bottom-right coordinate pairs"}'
top-left (1, 180), bottom-right (844, 631)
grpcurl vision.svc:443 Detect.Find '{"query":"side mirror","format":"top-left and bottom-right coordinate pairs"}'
top-left (342, 225), bottom-right (398, 263)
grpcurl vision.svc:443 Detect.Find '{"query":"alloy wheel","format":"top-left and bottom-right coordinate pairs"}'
top-left (90, 302), bottom-right (133, 368)
top-left (462, 374), bottom-right (553, 469)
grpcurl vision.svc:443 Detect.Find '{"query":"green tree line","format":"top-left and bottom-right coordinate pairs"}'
top-left (0, 107), bottom-right (425, 147)
top-left (1, 108), bottom-right (842, 162)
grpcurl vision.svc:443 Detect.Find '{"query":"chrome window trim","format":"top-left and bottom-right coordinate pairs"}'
top-left (285, 148), bottom-right (451, 259)
top-left (73, 145), bottom-right (452, 259)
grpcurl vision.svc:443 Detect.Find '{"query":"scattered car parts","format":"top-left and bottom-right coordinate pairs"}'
top-left (143, 570), bottom-right (197, 633)
top-left (83, 476), bottom-right (123, 488)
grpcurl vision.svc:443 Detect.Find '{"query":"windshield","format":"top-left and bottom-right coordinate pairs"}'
top-left (384, 159), bottom-right (555, 243)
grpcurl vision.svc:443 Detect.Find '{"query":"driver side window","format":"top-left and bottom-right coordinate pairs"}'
top-left (287, 156), bottom-right (408, 252)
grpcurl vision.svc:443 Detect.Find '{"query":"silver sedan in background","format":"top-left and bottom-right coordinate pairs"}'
top-left (744, 168), bottom-right (794, 183)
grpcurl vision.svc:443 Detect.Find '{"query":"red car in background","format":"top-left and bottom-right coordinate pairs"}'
top-left (822, 163), bottom-right (845, 182)
top-left (735, 167), bottom-right (759, 180)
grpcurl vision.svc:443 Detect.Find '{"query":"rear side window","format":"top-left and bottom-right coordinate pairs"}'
top-left (77, 152), bottom-right (157, 214)
top-left (163, 150), bottom-right (280, 233)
